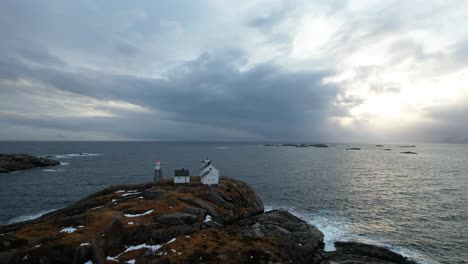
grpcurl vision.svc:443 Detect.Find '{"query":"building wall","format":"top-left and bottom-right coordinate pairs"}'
top-left (174, 176), bottom-right (190, 184)
top-left (201, 174), bottom-right (219, 185)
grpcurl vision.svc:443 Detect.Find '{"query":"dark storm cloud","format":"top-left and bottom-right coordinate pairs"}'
top-left (0, 44), bottom-right (341, 140)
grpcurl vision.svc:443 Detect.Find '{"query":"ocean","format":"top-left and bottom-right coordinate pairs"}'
top-left (0, 141), bottom-right (467, 263)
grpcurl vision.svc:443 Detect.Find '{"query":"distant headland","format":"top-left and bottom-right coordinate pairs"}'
top-left (0, 154), bottom-right (60, 174)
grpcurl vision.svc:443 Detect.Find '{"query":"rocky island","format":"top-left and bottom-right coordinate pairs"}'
top-left (0, 154), bottom-right (60, 174)
top-left (0, 177), bottom-right (415, 264)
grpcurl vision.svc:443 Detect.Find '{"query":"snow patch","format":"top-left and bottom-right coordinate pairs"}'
top-left (60, 227), bottom-right (77, 233)
top-left (106, 256), bottom-right (118, 261)
top-left (124, 243), bottom-right (162, 253)
top-left (124, 210), bottom-right (154, 218)
top-left (122, 192), bottom-right (141, 197)
top-left (203, 214), bottom-right (212, 223)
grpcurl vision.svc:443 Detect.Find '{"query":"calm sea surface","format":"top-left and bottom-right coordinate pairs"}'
top-left (0, 142), bottom-right (467, 263)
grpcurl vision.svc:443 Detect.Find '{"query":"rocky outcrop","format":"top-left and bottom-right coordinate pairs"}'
top-left (0, 154), bottom-right (60, 173)
top-left (321, 242), bottom-right (415, 264)
top-left (400, 151), bottom-right (417, 154)
top-left (0, 177), bottom-right (415, 264)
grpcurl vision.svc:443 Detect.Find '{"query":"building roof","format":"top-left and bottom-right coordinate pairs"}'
top-left (174, 169), bottom-right (189, 176)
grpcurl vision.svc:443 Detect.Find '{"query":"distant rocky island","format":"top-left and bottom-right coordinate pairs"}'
top-left (0, 154), bottom-right (60, 173)
top-left (0, 177), bottom-right (415, 263)
top-left (264, 143), bottom-right (329, 148)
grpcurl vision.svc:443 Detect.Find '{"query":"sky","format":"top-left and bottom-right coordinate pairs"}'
top-left (1, 0), bottom-right (468, 142)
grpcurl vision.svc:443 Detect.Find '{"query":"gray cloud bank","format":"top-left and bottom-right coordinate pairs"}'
top-left (1, 0), bottom-right (468, 142)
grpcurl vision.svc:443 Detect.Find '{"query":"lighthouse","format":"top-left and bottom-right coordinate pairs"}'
top-left (154, 160), bottom-right (163, 182)
top-left (200, 159), bottom-right (219, 185)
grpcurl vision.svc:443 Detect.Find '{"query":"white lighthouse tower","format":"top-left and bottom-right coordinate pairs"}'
top-left (200, 159), bottom-right (219, 185)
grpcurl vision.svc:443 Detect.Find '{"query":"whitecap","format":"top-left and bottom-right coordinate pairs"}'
top-left (42, 169), bottom-right (62, 172)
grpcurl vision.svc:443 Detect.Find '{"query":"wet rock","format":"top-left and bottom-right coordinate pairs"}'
top-left (321, 242), bottom-right (416, 264)
top-left (156, 213), bottom-right (198, 225)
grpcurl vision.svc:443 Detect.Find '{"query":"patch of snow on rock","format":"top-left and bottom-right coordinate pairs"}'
top-left (124, 210), bottom-right (154, 218)
top-left (204, 214), bottom-right (212, 223)
top-left (60, 227), bottom-right (77, 233)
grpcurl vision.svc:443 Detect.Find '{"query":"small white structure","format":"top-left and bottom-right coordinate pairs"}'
top-left (154, 160), bottom-right (163, 182)
top-left (200, 159), bottom-right (219, 185)
top-left (174, 169), bottom-right (190, 184)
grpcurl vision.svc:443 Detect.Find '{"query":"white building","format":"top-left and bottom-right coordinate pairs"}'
top-left (174, 169), bottom-right (190, 184)
top-left (154, 160), bottom-right (163, 182)
top-left (200, 159), bottom-right (219, 185)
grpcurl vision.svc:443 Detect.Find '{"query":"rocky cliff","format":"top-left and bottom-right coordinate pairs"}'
top-left (0, 154), bottom-right (60, 173)
top-left (0, 177), bottom-right (415, 264)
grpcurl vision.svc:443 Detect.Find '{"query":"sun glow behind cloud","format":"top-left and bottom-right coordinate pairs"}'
top-left (1, 1), bottom-right (468, 142)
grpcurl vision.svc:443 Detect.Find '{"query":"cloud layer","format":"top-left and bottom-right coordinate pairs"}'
top-left (1, 0), bottom-right (468, 142)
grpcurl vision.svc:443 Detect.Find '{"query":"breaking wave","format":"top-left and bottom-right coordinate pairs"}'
top-left (44, 153), bottom-right (103, 159)
top-left (7, 209), bottom-right (57, 224)
top-left (264, 205), bottom-right (428, 264)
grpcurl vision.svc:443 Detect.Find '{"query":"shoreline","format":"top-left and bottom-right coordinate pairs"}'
top-left (0, 177), bottom-right (417, 263)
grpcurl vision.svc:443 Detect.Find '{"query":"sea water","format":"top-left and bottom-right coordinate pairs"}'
top-left (0, 141), bottom-right (467, 263)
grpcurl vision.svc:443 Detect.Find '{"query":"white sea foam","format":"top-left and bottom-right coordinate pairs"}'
top-left (42, 169), bottom-right (62, 172)
top-left (52, 153), bottom-right (103, 159)
top-left (7, 209), bottom-right (57, 224)
top-left (60, 162), bottom-right (70, 166)
top-left (264, 205), bottom-right (351, 251)
top-left (264, 204), bottom-right (429, 263)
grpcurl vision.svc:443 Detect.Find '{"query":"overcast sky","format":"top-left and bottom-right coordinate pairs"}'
top-left (1, 0), bottom-right (468, 142)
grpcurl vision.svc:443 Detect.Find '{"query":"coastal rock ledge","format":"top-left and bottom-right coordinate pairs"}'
top-left (0, 154), bottom-right (60, 174)
top-left (0, 177), bottom-right (415, 264)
